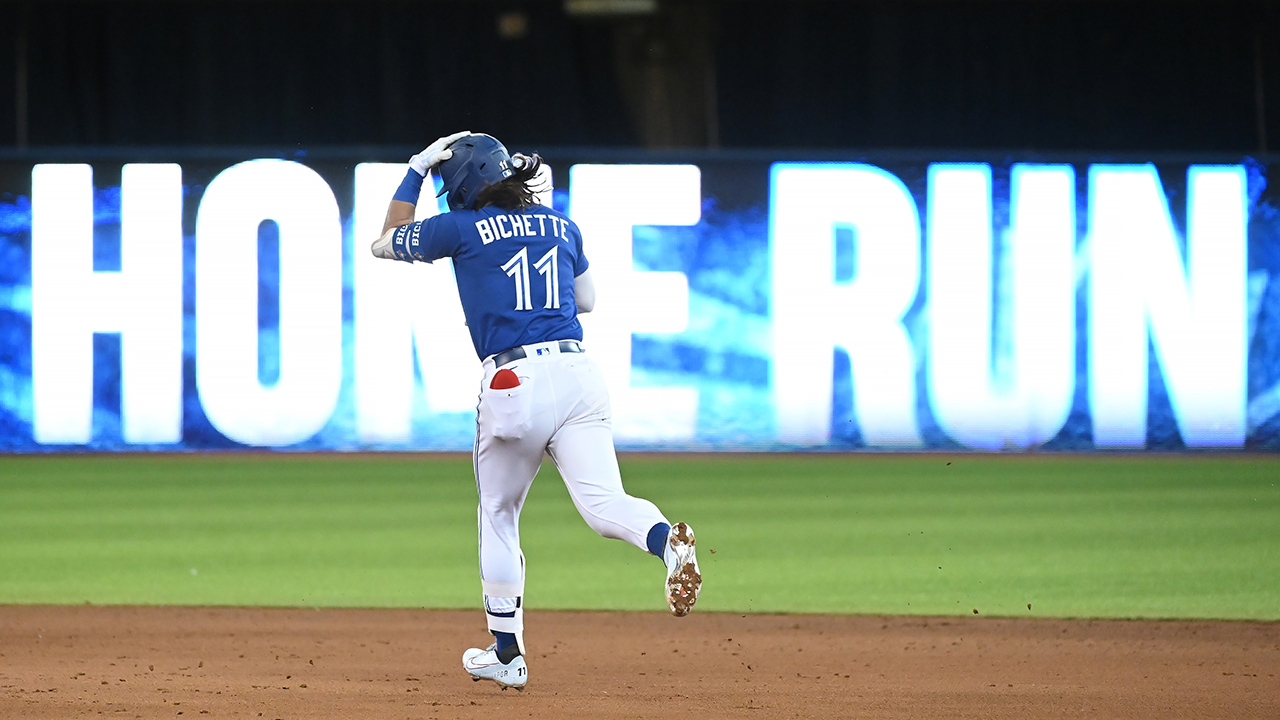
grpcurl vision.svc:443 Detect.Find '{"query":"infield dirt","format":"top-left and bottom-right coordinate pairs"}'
top-left (2, 605), bottom-right (1277, 719)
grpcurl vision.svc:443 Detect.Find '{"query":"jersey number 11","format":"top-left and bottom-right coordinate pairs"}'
top-left (502, 246), bottom-right (560, 311)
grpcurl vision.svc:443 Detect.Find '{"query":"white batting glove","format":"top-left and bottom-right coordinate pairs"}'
top-left (408, 130), bottom-right (471, 176)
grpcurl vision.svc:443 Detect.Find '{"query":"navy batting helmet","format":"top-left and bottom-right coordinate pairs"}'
top-left (436, 133), bottom-right (516, 211)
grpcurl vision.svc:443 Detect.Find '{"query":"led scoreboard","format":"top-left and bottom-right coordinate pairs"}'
top-left (0, 150), bottom-right (1275, 451)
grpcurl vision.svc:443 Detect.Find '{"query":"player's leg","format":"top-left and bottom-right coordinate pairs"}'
top-left (546, 354), bottom-right (702, 615)
top-left (542, 353), bottom-right (667, 549)
top-left (470, 366), bottom-right (554, 676)
top-left (473, 434), bottom-right (541, 661)
top-left (465, 433), bottom-right (540, 690)
top-left (548, 416), bottom-right (702, 615)
top-left (546, 418), bottom-right (666, 550)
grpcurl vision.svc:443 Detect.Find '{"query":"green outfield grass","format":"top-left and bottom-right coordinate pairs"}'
top-left (0, 453), bottom-right (1277, 620)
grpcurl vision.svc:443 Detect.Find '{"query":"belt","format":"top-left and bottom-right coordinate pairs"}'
top-left (493, 340), bottom-right (582, 367)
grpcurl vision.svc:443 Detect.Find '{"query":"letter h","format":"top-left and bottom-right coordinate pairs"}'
top-left (31, 164), bottom-right (184, 444)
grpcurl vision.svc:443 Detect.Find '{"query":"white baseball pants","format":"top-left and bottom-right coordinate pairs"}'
top-left (473, 341), bottom-right (668, 636)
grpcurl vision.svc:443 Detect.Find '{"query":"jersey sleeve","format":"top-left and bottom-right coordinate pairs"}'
top-left (396, 213), bottom-right (463, 264)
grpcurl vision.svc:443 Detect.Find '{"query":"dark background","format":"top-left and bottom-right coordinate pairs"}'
top-left (1, 0), bottom-right (1278, 153)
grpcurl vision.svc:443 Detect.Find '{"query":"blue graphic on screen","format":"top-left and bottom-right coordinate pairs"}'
top-left (630, 203), bottom-right (773, 446)
top-left (0, 153), bottom-right (1277, 451)
top-left (0, 192), bottom-right (33, 443)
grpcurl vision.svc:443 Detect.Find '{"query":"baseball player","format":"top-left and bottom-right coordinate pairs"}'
top-left (371, 132), bottom-right (701, 691)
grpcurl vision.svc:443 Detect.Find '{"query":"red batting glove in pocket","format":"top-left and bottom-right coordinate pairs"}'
top-left (490, 368), bottom-right (520, 390)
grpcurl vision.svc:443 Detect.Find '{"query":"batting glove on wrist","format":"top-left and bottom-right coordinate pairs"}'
top-left (408, 130), bottom-right (471, 176)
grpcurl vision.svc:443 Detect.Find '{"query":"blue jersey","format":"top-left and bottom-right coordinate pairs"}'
top-left (389, 205), bottom-right (589, 359)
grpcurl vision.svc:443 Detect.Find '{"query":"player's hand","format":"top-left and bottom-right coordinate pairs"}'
top-left (408, 131), bottom-right (471, 176)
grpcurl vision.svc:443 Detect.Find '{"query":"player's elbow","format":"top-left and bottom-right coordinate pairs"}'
top-left (371, 227), bottom-right (398, 259)
top-left (368, 226), bottom-right (391, 257)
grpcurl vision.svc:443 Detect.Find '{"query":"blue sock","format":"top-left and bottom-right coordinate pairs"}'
top-left (494, 630), bottom-right (517, 653)
top-left (647, 522), bottom-right (672, 559)
top-left (490, 609), bottom-right (520, 662)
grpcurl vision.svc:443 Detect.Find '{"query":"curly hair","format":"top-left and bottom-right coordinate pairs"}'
top-left (473, 153), bottom-right (547, 211)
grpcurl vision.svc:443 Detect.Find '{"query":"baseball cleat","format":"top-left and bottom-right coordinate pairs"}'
top-left (463, 644), bottom-right (527, 691)
top-left (665, 522), bottom-right (702, 617)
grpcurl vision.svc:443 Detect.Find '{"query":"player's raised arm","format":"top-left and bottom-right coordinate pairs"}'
top-left (372, 130), bottom-right (470, 259)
